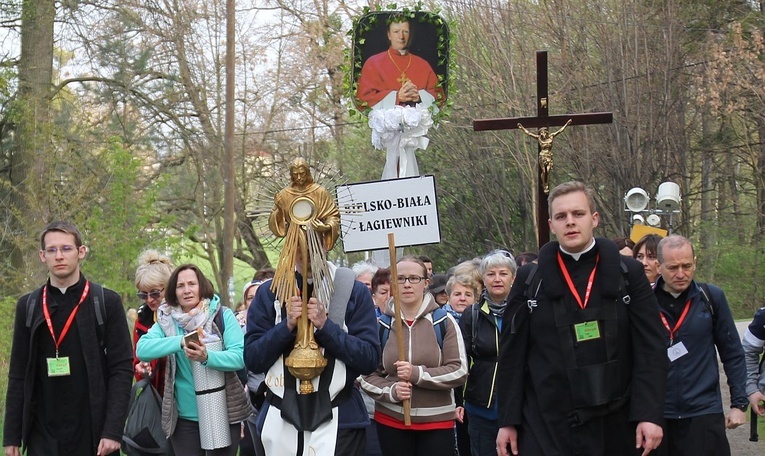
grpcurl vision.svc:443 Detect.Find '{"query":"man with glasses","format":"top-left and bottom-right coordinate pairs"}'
top-left (652, 234), bottom-right (747, 456)
top-left (3, 221), bottom-right (133, 456)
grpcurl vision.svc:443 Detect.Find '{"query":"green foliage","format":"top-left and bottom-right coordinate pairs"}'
top-left (74, 138), bottom-right (161, 301)
top-left (699, 237), bottom-right (765, 319)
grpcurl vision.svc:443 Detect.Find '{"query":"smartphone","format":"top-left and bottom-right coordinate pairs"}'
top-left (183, 331), bottom-right (200, 347)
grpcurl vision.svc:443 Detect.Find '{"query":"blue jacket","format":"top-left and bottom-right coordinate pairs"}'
top-left (244, 273), bottom-right (380, 430)
top-left (655, 278), bottom-right (748, 417)
top-left (743, 307), bottom-right (765, 397)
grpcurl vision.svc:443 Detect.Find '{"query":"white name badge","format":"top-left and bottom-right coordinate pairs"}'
top-left (667, 341), bottom-right (688, 362)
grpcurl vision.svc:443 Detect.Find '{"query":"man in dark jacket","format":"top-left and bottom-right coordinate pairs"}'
top-left (3, 221), bottom-right (133, 456)
top-left (496, 181), bottom-right (667, 456)
top-left (244, 263), bottom-right (380, 455)
top-left (653, 234), bottom-right (747, 456)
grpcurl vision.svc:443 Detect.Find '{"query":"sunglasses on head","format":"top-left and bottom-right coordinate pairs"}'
top-left (137, 289), bottom-right (163, 301)
top-left (490, 249), bottom-right (514, 259)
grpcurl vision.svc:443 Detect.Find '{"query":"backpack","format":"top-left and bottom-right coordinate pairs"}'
top-left (520, 262), bottom-right (717, 324)
top-left (122, 377), bottom-right (173, 456)
top-left (25, 282), bottom-right (107, 352)
top-left (523, 260), bottom-right (632, 313)
top-left (697, 282), bottom-right (719, 325)
top-left (379, 307), bottom-right (449, 349)
top-left (508, 261), bottom-right (632, 335)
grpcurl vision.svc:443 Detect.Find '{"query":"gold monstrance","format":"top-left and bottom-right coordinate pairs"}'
top-left (269, 158), bottom-right (340, 394)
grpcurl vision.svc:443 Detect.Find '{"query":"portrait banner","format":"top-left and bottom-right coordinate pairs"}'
top-left (351, 10), bottom-right (450, 113)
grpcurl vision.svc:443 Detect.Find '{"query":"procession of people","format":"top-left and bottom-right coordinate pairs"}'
top-left (2, 7), bottom-right (764, 456)
top-left (4, 174), bottom-right (764, 456)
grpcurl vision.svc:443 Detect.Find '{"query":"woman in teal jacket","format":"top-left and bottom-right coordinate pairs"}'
top-left (137, 264), bottom-right (250, 456)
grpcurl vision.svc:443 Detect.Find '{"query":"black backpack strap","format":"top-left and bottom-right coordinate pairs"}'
top-left (89, 283), bottom-right (107, 352)
top-left (25, 287), bottom-right (43, 329)
top-left (378, 314), bottom-right (392, 348)
top-left (524, 264), bottom-right (540, 313)
top-left (698, 282), bottom-right (717, 324)
top-left (619, 260), bottom-right (631, 305)
top-left (214, 306), bottom-right (226, 334)
top-left (471, 303), bottom-right (479, 354)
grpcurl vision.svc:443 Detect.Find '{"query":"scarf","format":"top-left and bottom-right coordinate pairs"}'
top-left (158, 297), bottom-right (220, 342)
top-left (442, 304), bottom-right (462, 322)
top-left (482, 291), bottom-right (507, 317)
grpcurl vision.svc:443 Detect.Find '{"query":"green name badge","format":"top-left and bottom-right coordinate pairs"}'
top-left (46, 357), bottom-right (71, 377)
top-left (574, 321), bottom-right (601, 342)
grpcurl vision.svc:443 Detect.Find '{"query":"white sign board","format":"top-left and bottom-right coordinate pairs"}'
top-left (337, 175), bottom-right (440, 252)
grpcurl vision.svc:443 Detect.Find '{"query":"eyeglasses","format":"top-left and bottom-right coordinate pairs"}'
top-left (397, 276), bottom-right (426, 284)
top-left (137, 289), bottom-right (164, 301)
top-left (43, 245), bottom-right (78, 256)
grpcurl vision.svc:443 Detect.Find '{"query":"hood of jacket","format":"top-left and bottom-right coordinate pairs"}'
top-left (384, 292), bottom-right (440, 320)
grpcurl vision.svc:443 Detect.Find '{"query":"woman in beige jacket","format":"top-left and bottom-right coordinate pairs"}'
top-left (361, 256), bottom-right (468, 456)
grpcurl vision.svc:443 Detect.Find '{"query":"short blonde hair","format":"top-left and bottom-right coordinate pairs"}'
top-left (446, 274), bottom-right (480, 297)
top-left (452, 259), bottom-right (483, 295)
top-left (548, 181), bottom-right (596, 217)
top-left (135, 249), bottom-right (174, 291)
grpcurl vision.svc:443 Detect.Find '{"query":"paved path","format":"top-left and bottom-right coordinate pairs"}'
top-left (722, 321), bottom-right (764, 455)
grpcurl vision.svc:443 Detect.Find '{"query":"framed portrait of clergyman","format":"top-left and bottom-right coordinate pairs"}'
top-left (351, 11), bottom-right (450, 112)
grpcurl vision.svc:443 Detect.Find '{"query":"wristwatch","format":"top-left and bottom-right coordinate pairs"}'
top-left (732, 404), bottom-right (748, 412)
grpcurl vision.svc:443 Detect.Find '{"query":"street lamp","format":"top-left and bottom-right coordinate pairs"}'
top-left (624, 182), bottom-right (682, 232)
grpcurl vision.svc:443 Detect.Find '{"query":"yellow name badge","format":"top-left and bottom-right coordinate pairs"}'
top-left (574, 321), bottom-right (601, 342)
top-left (46, 357), bottom-right (71, 377)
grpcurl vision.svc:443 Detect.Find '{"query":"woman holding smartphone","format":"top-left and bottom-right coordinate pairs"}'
top-left (136, 264), bottom-right (250, 455)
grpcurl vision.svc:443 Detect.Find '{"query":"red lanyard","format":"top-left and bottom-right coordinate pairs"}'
top-left (557, 252), bottom-right (599, 310)
top-left (660, 300), bottom-right (691, 345)
top-left (42, 281), bottom-right (90, 357)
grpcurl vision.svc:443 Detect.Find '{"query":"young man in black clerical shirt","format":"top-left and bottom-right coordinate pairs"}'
top-left (496, 181), bottom-right (667, 456)
top-left (3, 221), bottom-right (133, 456)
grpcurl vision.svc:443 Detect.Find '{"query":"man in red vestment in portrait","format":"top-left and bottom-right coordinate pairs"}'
top-left (356, 17), bottom-right (444, 110)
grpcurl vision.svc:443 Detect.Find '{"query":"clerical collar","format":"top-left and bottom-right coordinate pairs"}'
top-left (48, 274), bottom-right (84, 295)
top-left (559, 238), bottom-right (596, 261)
top-left (397, 49), bottom-right (408, 56)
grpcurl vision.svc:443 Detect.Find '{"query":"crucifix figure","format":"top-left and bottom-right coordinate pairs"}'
top-left (518, 119), bottom-right (572, 193)
top-left (473, 51), bottom-right (613, 248)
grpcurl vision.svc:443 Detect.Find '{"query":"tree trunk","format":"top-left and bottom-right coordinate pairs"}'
top-left (8, 0), bottom-right (55, 291)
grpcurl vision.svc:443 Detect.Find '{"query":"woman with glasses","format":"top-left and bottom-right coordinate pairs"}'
top-left (361, 256), bottom-right (468, 456)
top-left (136, 264), bottom-right (250, 455)
top-left (458, 250), bottom-right (516, 456)
top-left (133, 249), bottom-right (174, 394)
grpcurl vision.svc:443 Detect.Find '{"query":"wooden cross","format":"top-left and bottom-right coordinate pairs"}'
top-left (473, 51), bottom-right (613, 249)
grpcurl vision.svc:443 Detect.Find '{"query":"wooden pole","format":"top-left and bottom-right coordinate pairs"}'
top-left (535, 51), bottom-right (549, 247)
top-left (387, 233), bottom-right (411, 426)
